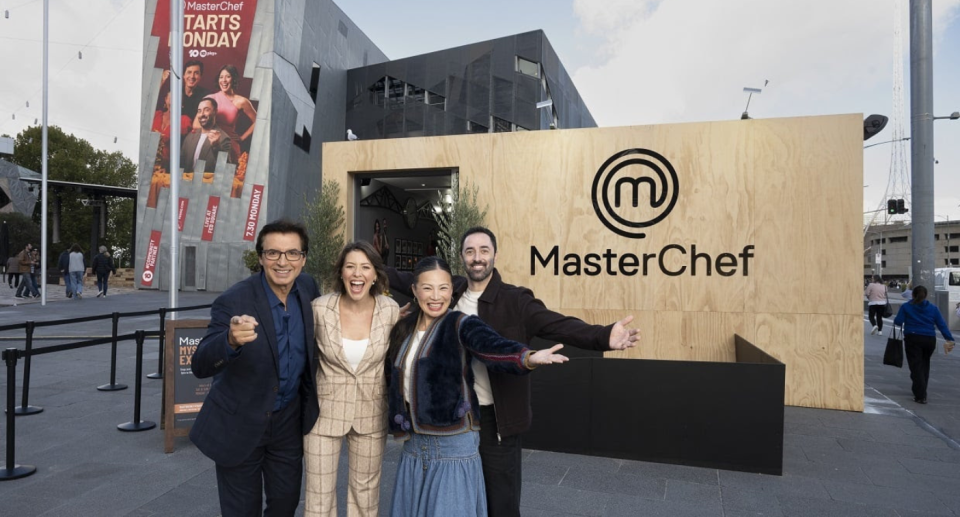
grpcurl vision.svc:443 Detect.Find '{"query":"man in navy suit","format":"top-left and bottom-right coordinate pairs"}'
top-left (191, 219), bottom-right (321, 516)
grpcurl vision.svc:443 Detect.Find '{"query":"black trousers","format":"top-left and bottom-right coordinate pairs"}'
top-left (868, 304), bottom-right (886, 331)
top-left (215, 397), bottom-right (303, 517)
top-left (904, 334), bottom-right (936, 400)
top-left (478, 405), bottom-right (522, 517)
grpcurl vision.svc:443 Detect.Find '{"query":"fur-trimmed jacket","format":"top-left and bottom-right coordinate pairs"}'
top-left (387, 310), bottom-right (532, 439)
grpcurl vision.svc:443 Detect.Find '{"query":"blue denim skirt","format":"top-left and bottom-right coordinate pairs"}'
top-left (389, 431), bottom-right (487, 517)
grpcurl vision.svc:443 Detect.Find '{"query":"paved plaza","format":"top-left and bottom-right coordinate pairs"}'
top-left (1, 286), bottom-right (960, 516)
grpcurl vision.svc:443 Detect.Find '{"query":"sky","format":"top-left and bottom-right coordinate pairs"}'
top-left (1, 0), bottom-right (959, 219)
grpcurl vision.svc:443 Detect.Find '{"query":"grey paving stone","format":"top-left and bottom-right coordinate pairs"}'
top-left (783, 458), bottom-right (872, 485)
top-left (719, 470), bottom-right (830, 499)
top-left (524, 449), bottom-right (622, 473)
top-left (900, 456), bottom-right (960, 478)
top-left (618, 460), bottom-right (719, 486)
top-left (522, 462), bottom-right (569, 486)
top-left (720, 486), bottom-right (781, 514)
top-left (519, 482), bottom-right (608, 516)
top-left (823, 480), bottom-right (953, 515)
top-left (663, 479), bottom-right (721, 504)
top-left (775, 493), bottom-right (900, 517)
top-left (861, 463), bottom-right (960, 494)
top-left (602, 495), bottom-right (723, 517)
top-left (560, 467), bottom-right (666, 500)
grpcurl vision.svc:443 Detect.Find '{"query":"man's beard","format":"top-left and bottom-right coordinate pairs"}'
top-left (465, 260), bottom-right (493, 282)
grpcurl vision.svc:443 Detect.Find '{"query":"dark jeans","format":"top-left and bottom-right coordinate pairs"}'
top-left (7, 272), bottom-right (19, 288)
top-left (96, 272), bottom-right (109, 295)
top-left (478, 405), bottom-right (522, 517)
top-left (868, 304), bottom-right (886, 332)
top-left (214, 397), bottom-right (303, 517)
top-left (16, 273), bottom-right (39, 297)
top-left (904, 333), bottom-right (936, 400)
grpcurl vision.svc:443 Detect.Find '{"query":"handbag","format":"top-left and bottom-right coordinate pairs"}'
top-left (883, 288), bottom-right (893, 318)
top-left (883, 325), bottom-right (904, 368)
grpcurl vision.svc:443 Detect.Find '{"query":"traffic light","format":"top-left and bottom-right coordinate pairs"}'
top-left (887, 199), bottom-right (908, 214)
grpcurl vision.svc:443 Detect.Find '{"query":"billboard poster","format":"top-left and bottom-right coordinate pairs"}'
top-left (146, 0), bottom-right (259, 208)
top-left (177, 197), bottom-right (188, 231)
top-left (201, 196), bottom-right (220, 241)
top-left (171, 325), bottom-right (211, 429)
top-left (142, 230), bottom-right (162, 287)
top-left (243, 184), bottom-right (264, 241)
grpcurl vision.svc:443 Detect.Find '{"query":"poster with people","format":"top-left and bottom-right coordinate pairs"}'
top-left (146, 0), bottom-right (259, 208)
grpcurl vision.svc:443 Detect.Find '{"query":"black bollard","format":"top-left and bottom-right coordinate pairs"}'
top-left (98, 312), bottom-right (128, 391)
top-left (118, 331), bottom-right (156, 432)
top-left (0, 348), bottom-right (36, 480)
top-left (14, 321), bottom-right (42, 416)
top-left (147, 308), bottom-right (166, 379)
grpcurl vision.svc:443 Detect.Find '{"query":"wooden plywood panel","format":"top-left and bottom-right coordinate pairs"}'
top-left (322, 114), bottom-right (864, 412)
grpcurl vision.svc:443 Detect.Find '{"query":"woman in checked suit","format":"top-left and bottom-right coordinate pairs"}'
top-left (305, 241), bottom-right (399, 516)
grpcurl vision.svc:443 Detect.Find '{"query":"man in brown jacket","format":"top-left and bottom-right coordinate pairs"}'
top-left (15, 243), bottom-right (38, 298)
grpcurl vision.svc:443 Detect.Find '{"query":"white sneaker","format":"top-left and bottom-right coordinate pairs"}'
top-left (871, 326), bottom-right (878, 335)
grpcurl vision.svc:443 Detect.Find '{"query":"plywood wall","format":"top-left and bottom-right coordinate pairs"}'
top-left (322, 115), bottom-right (864, 411)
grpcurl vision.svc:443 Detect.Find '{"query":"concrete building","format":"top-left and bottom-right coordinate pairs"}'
top-left (134, 0), bottom-right (596, 291)
top-left (864, 220), bottom-right (960, 281)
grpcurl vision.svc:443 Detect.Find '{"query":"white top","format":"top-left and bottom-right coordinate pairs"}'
top-left (193, 133), bottom-right (208, 169)
top-left (68, 252), bottom-right (85, 273)
top-left (403, 331), bottom-right (426, 403)
top-left (341, 338), bottom-right (369, 373)
top-left (454, 290), bottom-right (494, 406)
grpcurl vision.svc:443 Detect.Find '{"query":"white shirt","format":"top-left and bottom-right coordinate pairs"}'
top-left (403, 331), bottom-right (426, 403)
top-left (192, 132), bottom-right (208, 169)
top-left (454, 290), bottom-right (494, 406)
top-left (341, 338), bottom-right (369, 373)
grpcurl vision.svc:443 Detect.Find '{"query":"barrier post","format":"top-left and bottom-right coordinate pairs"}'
top-left (0, 348), bottom-right (36, 480)
top-left (118, 331), bottom-right (156, 432)
top-left (98, 312), bottom-right (128, 391)
top-left (15, 321), bottom-right (42, 416)
top-left (147, 308), bottom-right (166, 379)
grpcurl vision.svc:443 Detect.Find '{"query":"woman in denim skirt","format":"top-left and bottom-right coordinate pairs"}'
top-left (384, 257), bottom-right (568, 516)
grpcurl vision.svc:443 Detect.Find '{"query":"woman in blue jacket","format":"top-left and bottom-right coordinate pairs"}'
top-left (893, 285), bottom-right (956, 404)
top-left (384, 256), bottom-right (568, 516)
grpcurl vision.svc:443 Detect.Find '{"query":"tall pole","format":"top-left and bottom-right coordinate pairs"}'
top-left (40, 0), bottom-right (48, 306)
top-left (910, 0), bottom-right (934, 288)
top-left (168, 0), bottom-right (183, 318)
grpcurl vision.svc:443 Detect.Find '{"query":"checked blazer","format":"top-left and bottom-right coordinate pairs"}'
top-left (309, 293), bottom-right (399, 436)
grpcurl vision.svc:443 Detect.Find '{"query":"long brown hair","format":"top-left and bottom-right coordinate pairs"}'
top-left (911, 285), bottom-right (928, 304)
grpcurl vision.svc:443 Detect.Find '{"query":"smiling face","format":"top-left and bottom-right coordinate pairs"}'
top-left (412, 268), bottom-right (453, 328)
top-left (461, 232), bottom-right (496, 283)
top-left (258, 232), bottom-right (305, 296)
top-left (218, 69), bottom-right (233, 93)
top-left (183, 64), bottom-right (201, 89)
top-left (197, 100), bottom-right (216, 129)
top-left (341, 250), bottom-right (376, 301)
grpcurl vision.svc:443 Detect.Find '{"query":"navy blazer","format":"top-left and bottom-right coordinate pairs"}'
top-left (190, 272), bottom-right (321, 467)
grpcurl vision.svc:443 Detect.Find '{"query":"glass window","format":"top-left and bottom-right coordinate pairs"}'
top-left (369, 77), bottom-right (386, 108)
top-left (406, 84), bottom-right (425, 104)
top-left (468, 121), bottom-right (488, 134)
top-left (426, 91), bottom-right (445, 108)
top-left (950, 272), bottom-right (960, 286)
top-left (492, 116), bottom-right (511, 133)
top-left (387, 77), bottom-right (405, 109)
top-left (516, 56), bottom-right (540, 78)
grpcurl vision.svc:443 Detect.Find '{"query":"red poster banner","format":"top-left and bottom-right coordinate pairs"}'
top-left (202, 196), bottom-right (221, 241)
top-left (243, 184), bottom-right (264, 241)
top-left (143, 230), bottom-right (162, 286)
top-left (178, 197), bottom-right (189, 231)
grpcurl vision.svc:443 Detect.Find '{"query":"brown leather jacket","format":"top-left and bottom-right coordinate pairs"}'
top-left (387, 267), bottom-right (612, 438)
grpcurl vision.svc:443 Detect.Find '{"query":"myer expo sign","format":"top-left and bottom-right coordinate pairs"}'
top-left (531, 148), bottom-right (756, 277)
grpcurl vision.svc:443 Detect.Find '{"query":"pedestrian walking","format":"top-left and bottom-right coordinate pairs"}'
top-left (15, 243), bottom-right (38, 298)
top-left (91, 246), bottom-right (117, 297)
top-left (68, 244), bottom-right (86, 299)
top-left (865, 276), bottom-right (887, 335)
top-left (893, 286), bottom-right (956, 404)
top-left (6, 254), bottom-right (19, 289)
top-left (58, 247), bottom-right (73, 298)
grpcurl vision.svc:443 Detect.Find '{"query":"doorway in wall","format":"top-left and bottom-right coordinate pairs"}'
top-left (355, 169), bottom-right (455, 296)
